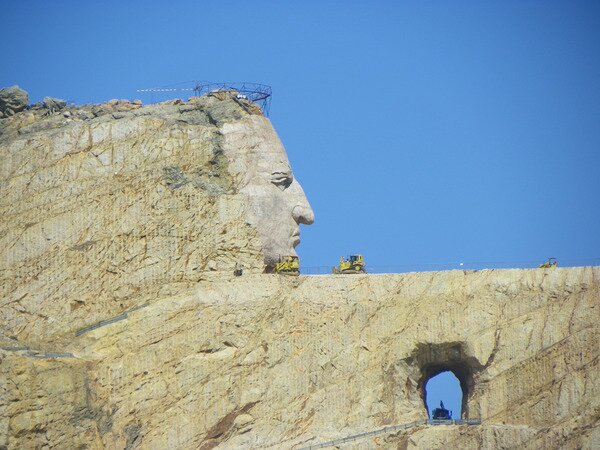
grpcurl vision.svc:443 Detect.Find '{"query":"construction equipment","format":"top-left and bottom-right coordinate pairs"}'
top-left (332, 255), bottom-right (366, 274)
top-left (539, 257), bottom-right (558, 268)
top-left (273, 255), bottom-right (300, 276)
top-left (431, 401), bottom-right (452, 420)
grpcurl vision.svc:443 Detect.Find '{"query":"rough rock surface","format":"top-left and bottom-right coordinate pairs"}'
top-left (1, 92), bottom-right (598, 449)
top-left (42, 96), bottom-right (67, 113)
top-left (1, 269), bottom-right (598, 449)
top-left (0, 86), bottom-right (28, 118)
top-left (1, 92), bottom-right (315, 343)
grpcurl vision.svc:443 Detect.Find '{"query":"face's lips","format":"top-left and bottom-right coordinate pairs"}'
top-left (291, 228), bottom-right (300, 247)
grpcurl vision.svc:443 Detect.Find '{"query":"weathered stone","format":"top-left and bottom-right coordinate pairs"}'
top-left (0, 92), bottom-right (313, 342)
top-left (42, 96), bottom-right (67, 112)
top-left (0, 91), bottom-right (598, 449)
top-left (0, 85), bottom-right (28, 118)
top-left (1, 268), bottom-right (598, 449)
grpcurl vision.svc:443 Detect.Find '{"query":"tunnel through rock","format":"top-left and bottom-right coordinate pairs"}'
top-left (409, 342), bottom-right (483, 419)
top-left (425, 371), bottom-right (462, 419)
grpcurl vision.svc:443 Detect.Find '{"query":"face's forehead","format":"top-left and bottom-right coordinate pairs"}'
top-left (222, 116), bottom-right (292, 183)
top-left (249, 120), bottom-right (290, 170)
top-left (254, 152), bottom-right (291, 173)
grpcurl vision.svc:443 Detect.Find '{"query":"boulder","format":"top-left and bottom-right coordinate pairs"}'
top-left (43, 97), bottom-right (67, 112)
top-left (0, 85), bottom-right (29, 118)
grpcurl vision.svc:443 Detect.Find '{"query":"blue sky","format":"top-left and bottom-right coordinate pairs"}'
top-left (427, 371), bottom-right (462, 419)
top-left (3, 0), bottom-right (599, 420)
top-left (3, 1), bottom-right (599, 271)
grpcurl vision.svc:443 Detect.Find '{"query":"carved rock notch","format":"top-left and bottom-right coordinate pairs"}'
top-left (410, 342), bottom-right (484, 419)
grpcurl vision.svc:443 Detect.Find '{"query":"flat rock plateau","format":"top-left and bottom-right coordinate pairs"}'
top-left (1, 91), bottom-right (598, 449)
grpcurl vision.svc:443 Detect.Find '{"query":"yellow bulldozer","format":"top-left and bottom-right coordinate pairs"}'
top-left (539, 257), bottom-right (558, 268)
top-left (273, 255), bottom-right (300, 275)
top-left (332, 254), bottom-right (366, 274)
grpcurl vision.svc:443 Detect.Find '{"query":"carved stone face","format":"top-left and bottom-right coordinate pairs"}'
top-left (221, 115), bottom-right (314, 266)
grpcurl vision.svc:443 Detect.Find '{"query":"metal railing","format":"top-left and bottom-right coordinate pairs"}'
top-left (136, 80), bottom-right (272, 115)
top-left (75, 303), bottom-right (148, 336)
top-left (1, 346), bottom-right (74, 359)
top-left (299, 419), bottom-right (481, 449)
top-left (299, 259), bottom-right (600, 275)
top-left (74, 312), bottom-right (128, 336)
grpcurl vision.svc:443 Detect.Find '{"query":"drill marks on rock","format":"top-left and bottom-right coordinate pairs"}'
top-left (162, 164), bottom-right (230, 196)
top-left (487, 358), bottom-right (598, 431)
top-left (567, 292), bottom-right (586, 336)
top-left (1, 106), bottom-right (265, 339)
top-left (2, 94), bottom-right (598, 450)
top-left (480, 325), bottom-right (599, 423)
top-left (539, 301), bottom-right (553, 350)
top-left (4, 269), bottom-right (596, 448)
top-left (455, 289), bottom-right (583, 353)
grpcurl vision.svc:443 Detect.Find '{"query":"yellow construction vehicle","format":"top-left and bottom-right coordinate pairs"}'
top-left (273, 255), bottom-right (300, 275)
top-left (332, 254), bottom-right (366, 274)
top-left (539, 257), bottom-right (558, 268)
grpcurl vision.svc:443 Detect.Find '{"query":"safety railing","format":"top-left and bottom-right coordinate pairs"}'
top-left (1, 346), bottom-right (74, 359)
top-left (299, 258), bottom-right (600, 275)
top-left (74, 312), bottom-right (128, 336)
top-left (299, 418), bottom-right (481, 449)
top-left (135, 80), bottom-right (272, 115)
top-left (75, 303), bottom-right (148, 336)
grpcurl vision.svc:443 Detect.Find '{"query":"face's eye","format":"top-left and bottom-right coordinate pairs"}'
top-left (271, 171), bottom-right (293, 190)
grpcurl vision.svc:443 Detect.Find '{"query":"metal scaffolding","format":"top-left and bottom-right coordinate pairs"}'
top-left (136, 80), bottom-right (272, 115)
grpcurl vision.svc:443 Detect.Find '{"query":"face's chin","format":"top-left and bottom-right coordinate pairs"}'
top-left (260, 225), bottom-right (299, 265)
top-left (242, 186), bottom-right (302, 266)
top-left (262, 242), bottom-right (298, 266)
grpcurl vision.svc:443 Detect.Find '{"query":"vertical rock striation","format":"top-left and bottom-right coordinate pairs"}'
top-left (0, 94), bottom-right (292, 343)
top-left (1, 90), bottom-right (598, 449)
top-left (2, 269), bottom-right (598, 449)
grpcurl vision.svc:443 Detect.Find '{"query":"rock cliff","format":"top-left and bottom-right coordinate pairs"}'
top-left (1, 90), bottom-right (313, 344)
top-left (1, 91), bottom-right (598, 449)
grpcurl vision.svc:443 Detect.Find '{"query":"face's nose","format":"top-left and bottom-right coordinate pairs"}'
top-left (288, 179), bottom-right (315, 225)
top-left (293, 205), bottom-right (314, 225)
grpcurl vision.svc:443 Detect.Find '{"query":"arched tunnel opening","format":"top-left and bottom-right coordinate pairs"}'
top-left (411, 342), bottom-right (483, 419)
